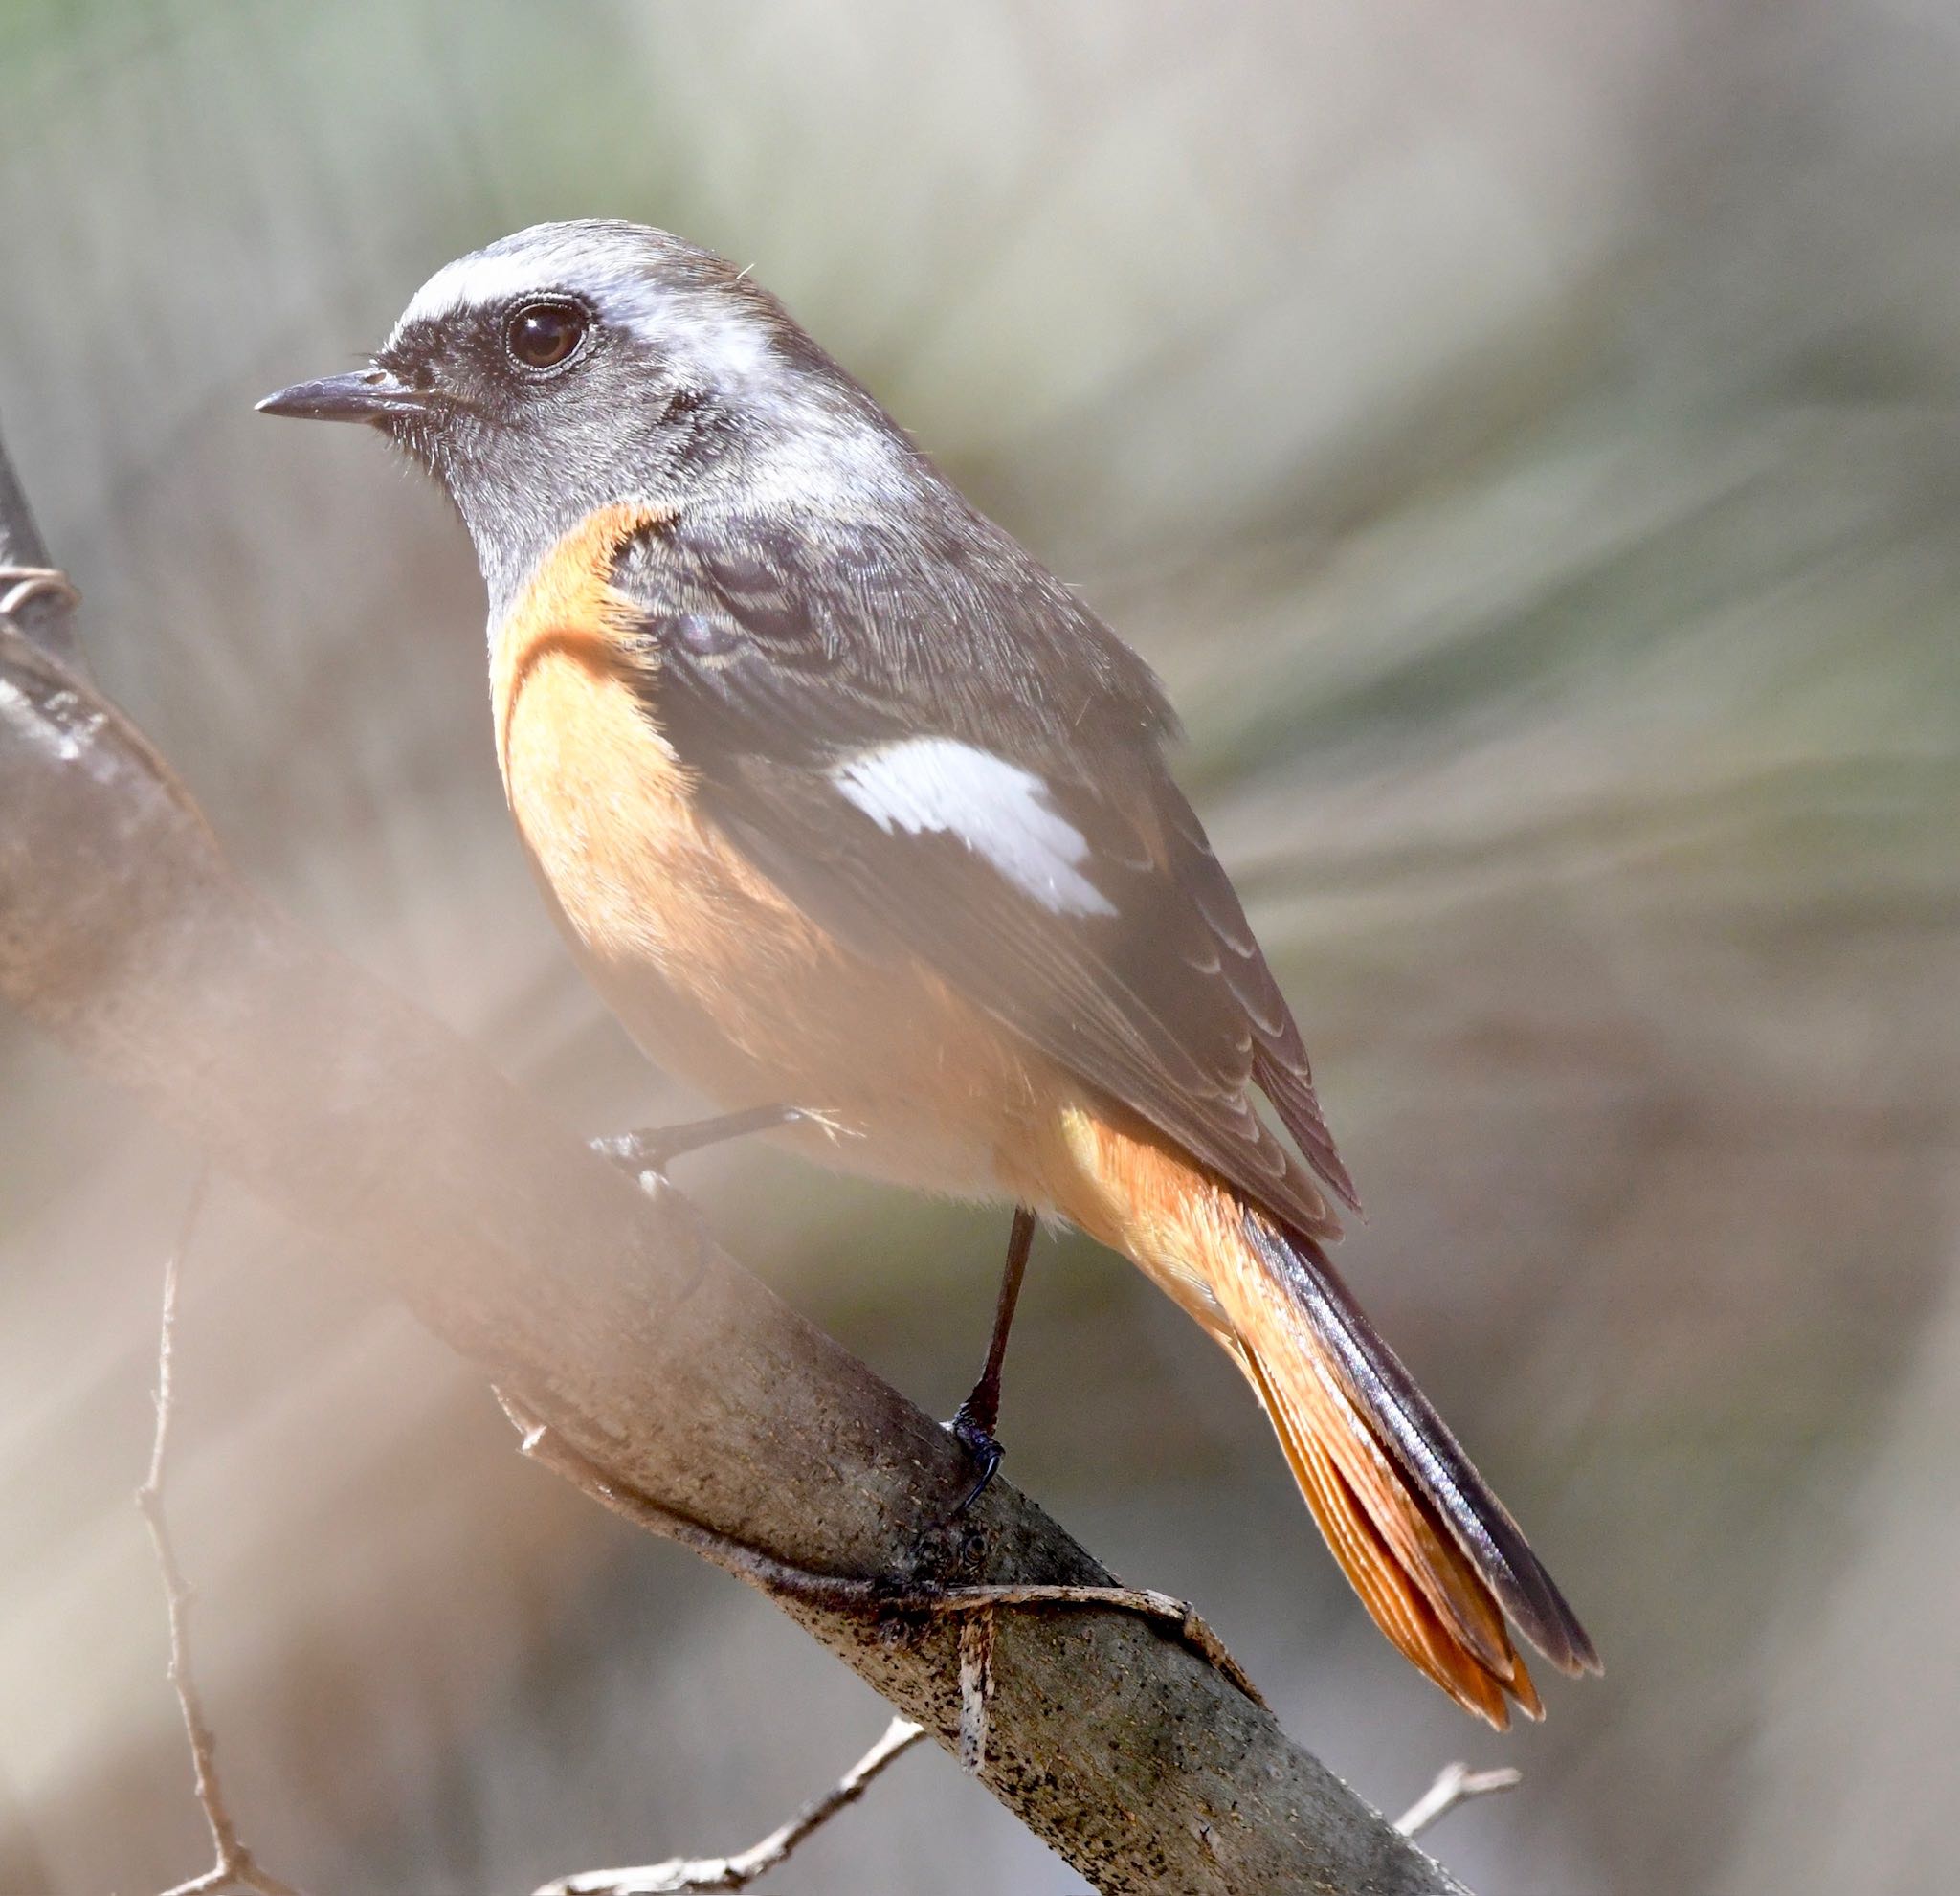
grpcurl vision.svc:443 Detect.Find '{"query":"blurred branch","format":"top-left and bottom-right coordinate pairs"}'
top-left (0, 435), bottom-right (1466, 1895)
top-left (137, 1171), bottom-right (308, 1896)
top-left (532, 1716), bottom-right (927, 1896)
top-left (1394, 1763), bottom-right (1524, 1841)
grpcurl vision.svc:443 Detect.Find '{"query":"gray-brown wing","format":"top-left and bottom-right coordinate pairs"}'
top-left (614, 510), bottom-right (1358, 1234)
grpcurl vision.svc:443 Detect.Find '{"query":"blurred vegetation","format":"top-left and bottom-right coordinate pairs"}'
top-left (3, 3), bottom-right (1957, 1892)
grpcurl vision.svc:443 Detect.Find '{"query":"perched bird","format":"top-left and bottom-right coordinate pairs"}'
top-left (261, 220), bottom-right (1598, 1725)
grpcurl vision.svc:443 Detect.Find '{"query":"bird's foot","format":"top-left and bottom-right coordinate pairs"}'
top-left (946, 1395), bottom-right (1006, 1513)
top-left (593, 1104), bottom-right (806, 1195)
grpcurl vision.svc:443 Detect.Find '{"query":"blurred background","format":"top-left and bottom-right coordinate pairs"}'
top-left (3, 2), bottom-right (1958, 1890)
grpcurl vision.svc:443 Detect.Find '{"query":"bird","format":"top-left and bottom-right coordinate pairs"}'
top-left (260, 219), bottom-right (1598, 1726)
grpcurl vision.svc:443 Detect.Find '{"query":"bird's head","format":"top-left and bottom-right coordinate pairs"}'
top-left (259, 220), bottom-right (912, 611)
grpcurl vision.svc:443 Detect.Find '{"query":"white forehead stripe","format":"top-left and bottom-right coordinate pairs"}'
top-left (833, 738), bottom-right (1115, 917)
top-left (390, 240), bottom-right (773, 384)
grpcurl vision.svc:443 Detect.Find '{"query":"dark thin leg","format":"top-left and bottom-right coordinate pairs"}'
top-left (593, 1104), bottom-right (807, 1182)
top-left (947, 1205), bottom-right (1037, 1508)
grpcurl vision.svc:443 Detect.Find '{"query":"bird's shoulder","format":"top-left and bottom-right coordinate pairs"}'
top-left (608, 499), bottom-right (1178, 770)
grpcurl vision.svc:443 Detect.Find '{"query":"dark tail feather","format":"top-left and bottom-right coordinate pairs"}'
top-left (1226, 1211), bottom-right (1598, 1723)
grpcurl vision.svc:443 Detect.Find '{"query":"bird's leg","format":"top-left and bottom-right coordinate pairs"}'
top-left (593, 1104), bottom-right (807, 1189)
top-left (947, 1205), bottom-right (1037, 1509)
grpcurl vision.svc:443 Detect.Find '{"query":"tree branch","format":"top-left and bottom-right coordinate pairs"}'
top-left (0, 431), bottom-right (1468, 1894)
top-left (495, 1386), bottom-right (1267, 1706)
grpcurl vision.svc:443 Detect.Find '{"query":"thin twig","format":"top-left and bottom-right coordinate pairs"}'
top-left (0, 424), bottom-right (92, 680)
top-left (496, 1394), bottom-right (1266, 1707)
top-left (912, 1581), bottom-right (1264, 1705)
top-left (137, 1169), bottom-right (307, 1896)
top-left (1394, 1761), bottom-right (1524, 1840)
top-left (532, 1715), bottom-right (927, 1895)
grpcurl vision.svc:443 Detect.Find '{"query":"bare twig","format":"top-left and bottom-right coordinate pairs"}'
top-left (913, 1581), bottom-right (1265, 1705)
top-left (497, 1393), bottom-right (1267, 1708)
top-left (1394, 1761), bottom-right (1524, 1840)
top-left (533, 1715), bottom-right (927, 1896)
top-left (137, 1169), bottom-right (307, 1896)
top-left (0, 563), bottom-right (79, 621)
top-left (0, 424), bottom-right (91, 680)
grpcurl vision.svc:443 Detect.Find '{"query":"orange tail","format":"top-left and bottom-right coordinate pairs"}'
top-left (1045, 1110), bottom-right (1598, 1724)
top-left (1214, 1213), bottom-right (1599, 1725)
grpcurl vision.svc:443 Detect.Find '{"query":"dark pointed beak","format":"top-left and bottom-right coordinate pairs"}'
top-left (256, 367), bottom-right (430, 424)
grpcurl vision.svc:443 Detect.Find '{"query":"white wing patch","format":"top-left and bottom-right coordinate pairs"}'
top-left (832, 738), bottom-right (1116, 917)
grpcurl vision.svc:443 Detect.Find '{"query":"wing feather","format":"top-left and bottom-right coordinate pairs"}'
top-left (612, 510), bottom-right (1357, 1234)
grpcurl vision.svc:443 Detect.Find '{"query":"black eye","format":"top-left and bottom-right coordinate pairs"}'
top-left (504, 301), bottom-right (589, 371)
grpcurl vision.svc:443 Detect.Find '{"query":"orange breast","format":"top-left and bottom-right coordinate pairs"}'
top-left (488, 506), bottom-right (1043, 1197)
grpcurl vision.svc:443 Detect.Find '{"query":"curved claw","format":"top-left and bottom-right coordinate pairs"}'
top-left (947, 1403), bottom-right (1006, 1513)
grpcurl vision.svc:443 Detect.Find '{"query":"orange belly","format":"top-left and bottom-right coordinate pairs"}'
top-left (489, 510), bottom-right (1051, 1199)
top-left (486, 507), bottom-right (1231, 1312)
